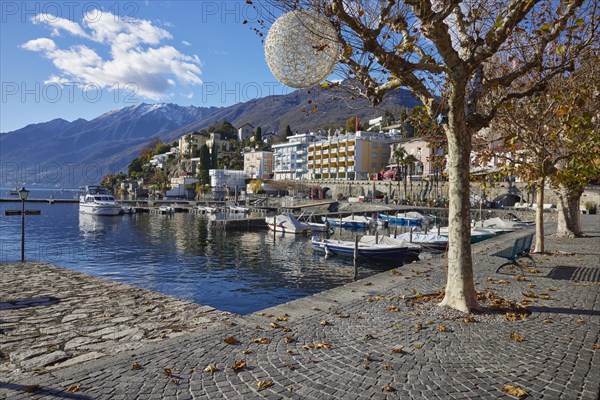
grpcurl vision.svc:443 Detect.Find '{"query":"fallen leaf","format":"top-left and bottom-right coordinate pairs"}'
top-left (363, 364), bottom-right (370, 370)
top-left (224, 336), bottom-right (237, 345)
top-left (283, 363), bottom-right (295, 370)
top-left (382, 385), bottom-right (396, 392)
top-left (276, 315), bottom-right (288, 322)
top-left (171, 379), bottom-right (179, 385)
top-left (509, 332), bottom-right (526, 342)
top-left (283, 336), bottom-right (295, 344)
top-left (463, 316), bottom-right (475, 323)
top-left (252, 337), bottom-right (272, 344)
top-left (242, 349), bottom-right (252, 354)
top-left (391, 347), bottom-right (404, 354)
top-left (413, 343), bottom-right (423, 349)
top-left (383, 364), bottom-right (393, 370)
top-left (364, 333), bottom-right (376, 340)
top-left (204, 365), bottom-right (217, 373)
top-left (270, 322), bottom-right (281, 329)
top-left (414, 323), bottom-right (423, 330)
top-left (576, 319), bottom-right (585, 323)
top-left (592, 344), bottom-right (600, 349)
top-left (543, 319), bottom-right (553, 323)
top-left (387, 305), bottom-right (399, 312)
top-left (437, 325), bottom-right (447, 332)
top-left (66, 384), bottom-right (81, 393)
top-left (303, 342), bottom-right (331, 350)
top-left (163, 368), bottom-right (172, 377)
top-left (231, 360), bottom-right (247, 372)
top-left (257, 380), bottom-right (274, 391)
top-left (503, 384), bottom-right (528, 398)
top-left (131, 362), bottom-right (141, 370)
top-left (525, 269), bottom-right (540, 273)
top-left (320, 320), bottom-right (329, 326)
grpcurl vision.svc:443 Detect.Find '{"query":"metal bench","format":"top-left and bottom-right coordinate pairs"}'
top-left (492, 233), bottom-right (536, 276)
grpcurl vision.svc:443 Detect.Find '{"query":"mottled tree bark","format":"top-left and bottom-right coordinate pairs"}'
top-left (534, 177), bottom-right (545, 253)
top-left (439, 86), bottom-right (480, 313)
top-left (556, 184), bottom-right (583, 237)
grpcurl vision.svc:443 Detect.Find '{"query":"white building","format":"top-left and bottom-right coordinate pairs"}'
top-left (272, 132), bottom-right (324, 180)
top-left (165, 176), bottom-right (198, 198)
top-left (243, 150), bottom-right (273, 179)
top-left (237, 123), bottom-right (255, 141)
top-left (179, 132), bottom-right (208, 157)
top-left (210, 169), bottom-right (246, 191)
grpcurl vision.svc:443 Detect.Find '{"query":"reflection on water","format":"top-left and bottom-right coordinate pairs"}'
top-left (0, 200), bottom-right (404, 314)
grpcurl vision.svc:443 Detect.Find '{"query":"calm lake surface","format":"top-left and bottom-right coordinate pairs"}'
top-left (0, 188), bottom-right (405, 314)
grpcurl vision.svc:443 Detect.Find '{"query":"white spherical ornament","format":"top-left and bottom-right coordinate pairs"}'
top-left (265, 10), bottom-right (339, 88)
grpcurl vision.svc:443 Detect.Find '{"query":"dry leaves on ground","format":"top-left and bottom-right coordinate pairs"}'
top-left (382, 385), bottom-right (396, 392)
top-left (257, 380), bottom-right (274, 391)
top-left (66, 384), bottom-right (81, 393)
top-left (224, 336), bottom-right (237, 345)
top-left (509, 332), bottom-right (526, 342)
top-left (231, 360), bottom-right (247, 372)
top-left (204, 365), bottom-right (217, 373)
top-left (252, 337), bottom-right (272, 344)
top-left (503, 384), bottom-right (528, 398)
top-left (302, 342), bottom-right (331, 350)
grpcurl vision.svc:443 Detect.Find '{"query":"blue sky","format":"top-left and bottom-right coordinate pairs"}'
top-left (0, 1), bottom-right (292, 132)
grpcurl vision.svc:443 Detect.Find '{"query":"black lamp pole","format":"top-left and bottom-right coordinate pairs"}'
top-left (18, 187), bottom-right (29, 262)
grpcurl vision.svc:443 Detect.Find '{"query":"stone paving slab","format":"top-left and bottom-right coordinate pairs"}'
top-left (0, 263), bottom-right (241, 377)
top-left (1, 216), bottom-right (599, 399)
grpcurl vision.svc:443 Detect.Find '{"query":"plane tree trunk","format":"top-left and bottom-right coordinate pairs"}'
top-left (556, 184), bottom-right (583, 237)
top-left (439, 84), bottom-right (480, 313)
top-left (533, 177), bottom-right (545, 253)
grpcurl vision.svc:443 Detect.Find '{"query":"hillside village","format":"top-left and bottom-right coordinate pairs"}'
top-left (101, 107), bottom-right (549, 209)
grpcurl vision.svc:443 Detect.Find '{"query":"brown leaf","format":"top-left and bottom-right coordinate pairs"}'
top-left (231, 360), bottom-right (247, 372)
top-left (387, 305), bottom-right (399, 312)
top-left (276, 315), bottom-right (288, 322)
top-left (303, 342), bottom-right (331, 350)
top-left (131, 362), bottom-right (141, 370)
top-left (463, 316), bottom-right (475, 323)
top-left (413, 343), bottom-right (423, 349)
top-left (283, 336), bottom-right (295, 344)
top-left (437, 325), bottom-right (447, 332)
top-left (252, 337), bottom-right (272, 344)
top-left (391, 347), bottom-right (404, 354)
top-left (414, 323), bottom-right (423, 330)
top-left (509, 332), bottom-right (526, 342)
top-left (257, 380), bottom-right (274, 391)
top-left (203, 365), bottom-right (217, 373)
top-left (592, 344), bottom-right (600, 349)
top-left (382, 385), bottom-right (396, 392)
top-left (224, 336), bottom-right (237, 345)
top-left (320, 319), bottom-right (329, 326)
top-left (383, 364), bottom-right (393, 370)
top-left (163, 368), bottom-right (172, 377)
top-left (525, 269), bottom-right (540, 273)
top-left (242, 349), bottom-right (252, 354)
top-left (503, 384), bottom-right (528, 398)
top-left (66, 384), bottom-right (81, 393)
top-left (364, 333), bottom-right (376, 340)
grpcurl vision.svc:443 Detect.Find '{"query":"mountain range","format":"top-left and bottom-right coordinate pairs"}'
top-left (0, 84), bottom-right (419, 187)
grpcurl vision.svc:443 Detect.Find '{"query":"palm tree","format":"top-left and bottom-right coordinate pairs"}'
top-left (393, 147), bottom-right (417, 201)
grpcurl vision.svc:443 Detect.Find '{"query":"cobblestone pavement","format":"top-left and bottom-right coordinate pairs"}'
top-left (1, 216), bottom-right (598, 399)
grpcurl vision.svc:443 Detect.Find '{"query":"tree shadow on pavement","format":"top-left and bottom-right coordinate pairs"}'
top-left (0, 382), bottom-right (91, 399)
top-left (529, 307), bottom-right (600, 317)
top-left (545, 266), bottom-right (600, 283)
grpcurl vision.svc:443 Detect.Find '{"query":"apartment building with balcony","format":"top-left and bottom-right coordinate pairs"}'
top-left (308, 131), bottom-right (402, 180)
top-left (243, 150), bottom-right (273, 179)
top-left (272, 132), bottom-right (324, 180)
top-left (389, 137), bottom-right (446, 178)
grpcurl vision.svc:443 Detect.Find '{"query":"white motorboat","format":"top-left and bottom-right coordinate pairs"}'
top-left (79, 186), bottom-right (121, 216)
top-left (394, 232), bottom-right (448, 251)
top-left (158, 205), bottom-right (175, 214)
top-left (267, 213), bottom-right (330, 234)
top-left (120, 205), bottom-right (136, 214)
top-left (311, 235), bottom-right (421, 260)
top-left (475, 217), bottom-right (529, 234)
top-left (229, 204), bottom-right (250, 213)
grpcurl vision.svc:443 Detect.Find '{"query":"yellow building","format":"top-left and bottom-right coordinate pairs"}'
top-left (308, 131), bottom-right (401, 180)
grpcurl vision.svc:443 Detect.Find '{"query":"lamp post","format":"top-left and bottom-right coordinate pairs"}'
top-left (18, 187), bottom-right (29, 262)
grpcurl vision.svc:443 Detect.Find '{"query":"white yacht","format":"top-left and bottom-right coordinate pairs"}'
top-left (79, 186), bottom-right (121, 216)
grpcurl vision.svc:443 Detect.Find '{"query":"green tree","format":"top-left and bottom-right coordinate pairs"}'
top-left (254, 126), bottom-right (262, 142)
top-left (210, 141), bottom-right (218, 169)
top-left (285, 125), bottom-right (293, 138)
top-left (269, 0), bottom-right (596, 313)
top-left (197, 144), bottom-right (211, 185)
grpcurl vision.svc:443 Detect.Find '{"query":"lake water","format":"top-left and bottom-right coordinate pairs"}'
top-left (0, 188), bottom-right (406, 314)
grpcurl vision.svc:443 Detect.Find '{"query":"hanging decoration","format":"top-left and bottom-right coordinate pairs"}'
top-left (264, 10), bottom-right (339, 88)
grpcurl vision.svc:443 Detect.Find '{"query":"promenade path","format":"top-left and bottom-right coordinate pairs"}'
top-left (1, 216), bottom-right (599, 399)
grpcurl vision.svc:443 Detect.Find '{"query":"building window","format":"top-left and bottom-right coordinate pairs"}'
top-left (372, 143), bottom-right (378, 148)
top-left (372, 152), bottom-right (378, 158)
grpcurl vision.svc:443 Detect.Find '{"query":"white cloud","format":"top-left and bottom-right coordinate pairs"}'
top-left (22, 11), bottom-right (202, 100)
top-left (182, 40), bottom-right (191, 46)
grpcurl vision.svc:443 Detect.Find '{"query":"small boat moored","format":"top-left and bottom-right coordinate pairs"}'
top-left (267, 213), bottom-right (331, 234)
top-left (311, 235), bottom-right (421, 260)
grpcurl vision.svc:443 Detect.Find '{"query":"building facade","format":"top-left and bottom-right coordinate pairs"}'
top-left (308, 131), bottom-right (401, 181)
top-left (237, 123), bottom-right (255, 141)
top-left (209, 169), bottom-right (246, 191)
top-left (272, 133), bottom-right (323, 180)
top-left (243, 150), bottom-right (273, 179)
top-left (179, 132), bottom-right (208, 157)
top-left (389, 137), bottom-right (445, 178)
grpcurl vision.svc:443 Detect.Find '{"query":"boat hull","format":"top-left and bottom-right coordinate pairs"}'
top-left (379, 214), bottom-right (421, 226)
top-left (311, 237), bottom-right (421, 260)
top-left (79, 204), bottom-right (121, 216)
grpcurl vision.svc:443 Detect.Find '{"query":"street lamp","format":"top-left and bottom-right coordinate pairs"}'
top-left (18, 187), bottom-right (29, 262)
